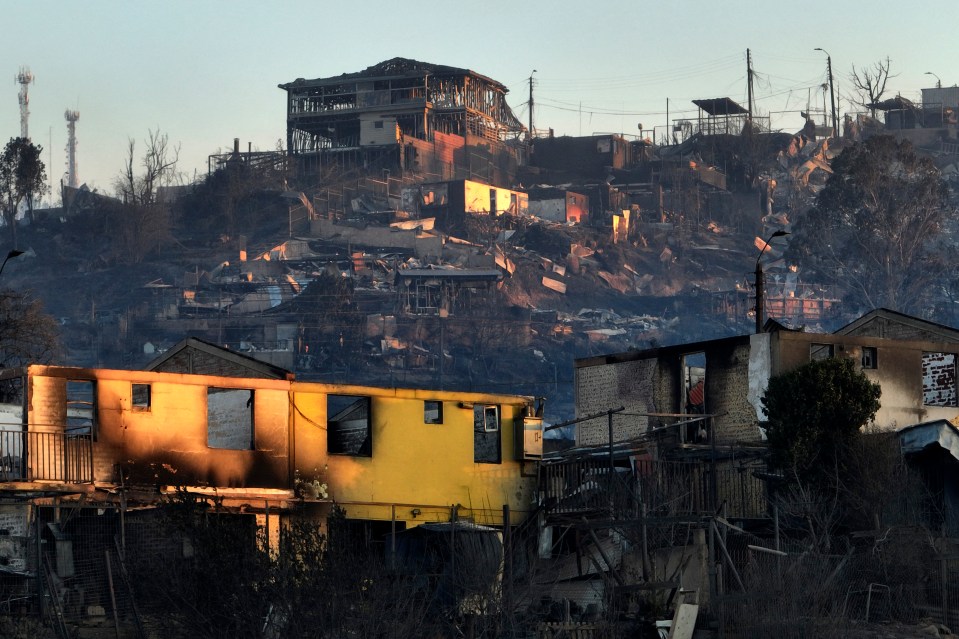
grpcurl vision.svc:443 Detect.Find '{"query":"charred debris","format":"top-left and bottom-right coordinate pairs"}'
top-left (16, 58), bottom-right (959, 424)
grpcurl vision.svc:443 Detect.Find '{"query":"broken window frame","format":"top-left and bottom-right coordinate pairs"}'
top-left (66, 380), bottom-right (97, 441)
top-left (474, 404), bottom-right (501, 464)
top-left (328, 395), bottom-right (372, 457)
top-left (132, 383), bottom-right (152, 411)
top-left (922, 352), bottom-right (958, 408)
top-left (679, 352), bottom-right (708, 443)
top-left (810, 343), bottom-right (835, 361)
top-left (206, 387), bottom-right (255, 451)
top-left (424, 400), bottom-right (443, 425)
top-left (861, 347), bottom-right (878, 370)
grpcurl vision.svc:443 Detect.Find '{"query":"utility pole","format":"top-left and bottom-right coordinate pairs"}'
top-left (815, 48), bottom-right (838, 137)
top-left (528, 70), bottom-right (537, 141)
top-left (746, 49), bottom-right (754, 126)
top-left (828, 56), bottom-right (837, 137)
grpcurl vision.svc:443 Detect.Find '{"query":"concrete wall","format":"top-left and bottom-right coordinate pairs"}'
top-left (774, 332), bottom-right (959, 429)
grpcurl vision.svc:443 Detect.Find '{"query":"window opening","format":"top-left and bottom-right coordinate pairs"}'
top-left (132, 384), bottom-right (151, 410)
top-left (681, 352), bottom-right (707, 443)
top-left (328, 395), bottom-right (372, 456)
top-left (810, 343), bottom-right (834, 361)
top-left (424, 401), bottom-right (443, 425)
top-left (207, 388), bottom-right (254, 450)
top-left (474, 404), bottom-right (501, 463)
top-left (923, 352), bottom-right (957, 407)
top-left (66, 381), bottom-right (97, 439)
top-left (861, 347), bottom-right (878, 370)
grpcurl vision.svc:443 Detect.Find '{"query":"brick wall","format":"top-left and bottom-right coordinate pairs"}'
top-left (707, 342), bottom-right (761, 444)
top-left (575, 358), bottom-right (657, 447)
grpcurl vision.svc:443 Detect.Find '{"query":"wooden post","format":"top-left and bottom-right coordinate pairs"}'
top-left (105, 551), bottom-right (121, 639)
top-left (503, 505), bottom-right (511, 634)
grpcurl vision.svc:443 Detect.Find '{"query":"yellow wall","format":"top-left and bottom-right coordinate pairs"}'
top-left (27, 365), bottom-right (292, 489)
top-left (291, 382), bottom-right (537, 527)
top-left (462, 179), bottom-right (528, 217)
top-left (23, 366), bottom-right (538, 527)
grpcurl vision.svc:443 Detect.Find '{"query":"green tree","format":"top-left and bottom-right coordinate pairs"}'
top-left (0, 137), bottom-right (46, 246)
top-left (788, 135), bottom-right (951, 314)
top-left (761, 357), bottom-right (880, 485)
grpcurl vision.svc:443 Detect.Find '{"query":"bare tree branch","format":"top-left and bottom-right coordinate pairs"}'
top-left (849, 57), bottom-right (897, 118)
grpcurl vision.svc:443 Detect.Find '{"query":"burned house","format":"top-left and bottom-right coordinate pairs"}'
top-left (395, 267), bottom-right (502, 317)
top-left (0, 353), bottom-right (542, 627)
top-left (573, 308), bottom-right (959, 453)
top-left (530, 309), bottom-right (959, 624)
top-left (412, 178), bottom-right (529, 224)
top-left (527, 187), bottom-right (589, 225)
top-left (530, 134), bottom-right (633, 180)
top-left (279, 58), bottom-right (527, 183)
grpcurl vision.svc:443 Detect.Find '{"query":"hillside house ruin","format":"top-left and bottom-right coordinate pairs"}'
top-left (279, 58), bottom-right (527, 183)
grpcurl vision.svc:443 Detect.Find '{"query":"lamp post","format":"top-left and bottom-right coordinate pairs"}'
top-left (0, 250), bottom-right (24, 277)
top-left (755, 231), bottom-right (789, 334)
top-left (926, 71), bottom-right (942, 89)
top-left (814, 48), bottom-right (837, 138)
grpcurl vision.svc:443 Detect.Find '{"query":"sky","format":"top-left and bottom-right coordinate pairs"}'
top-left (2, 1), bottom-right (953, 200)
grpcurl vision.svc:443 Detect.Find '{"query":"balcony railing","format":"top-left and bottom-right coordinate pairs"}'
top-left (0, 429), bottom-right (94, 484)
top-left (542, 457), bottom-right (768, 521)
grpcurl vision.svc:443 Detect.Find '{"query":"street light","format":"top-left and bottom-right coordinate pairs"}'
top-left (755, 231), bottom-right (789, 334)
top-left (814, 48), bottom-right (837, 138)
top-left (0, 250), bottom-right (24, 277)
top-left (926, 71), bottom-right (942, 89)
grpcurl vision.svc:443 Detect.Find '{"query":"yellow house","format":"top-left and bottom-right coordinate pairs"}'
top-left (289, 382), bottom-right (542, 529)
top-left (0, 364), bottom-right (542, 533)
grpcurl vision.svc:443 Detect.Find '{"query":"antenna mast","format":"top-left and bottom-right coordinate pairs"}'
top-left (65, 110), bottom-right (80, 188)
top-left (16, 67), bottom-right (34, 139)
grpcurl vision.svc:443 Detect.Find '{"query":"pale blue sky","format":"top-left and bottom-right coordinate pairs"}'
top-left (2, 1), bottom-right (951, 197)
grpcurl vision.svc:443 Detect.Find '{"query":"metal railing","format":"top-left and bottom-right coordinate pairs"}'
top-left (542, 457), bottom-right (768, 520)
top-left (0, 429), bottom-right (94, 484)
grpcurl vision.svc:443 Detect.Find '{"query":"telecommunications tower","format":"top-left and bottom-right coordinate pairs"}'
top-left (16, 67), bottom-right (34, 139)
top-left (65, 110), bottom-right (80, 188)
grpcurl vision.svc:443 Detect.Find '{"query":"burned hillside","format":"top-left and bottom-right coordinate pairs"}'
top-left (9, 62), bottom-right (959, 424)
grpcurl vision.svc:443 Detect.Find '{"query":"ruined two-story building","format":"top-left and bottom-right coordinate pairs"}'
top-left (531, 309), bottom-right (959, 618)
top-left (279, 57), bottom-right (527, 185)
top-left (0, 338), bottom-right (544, 622)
